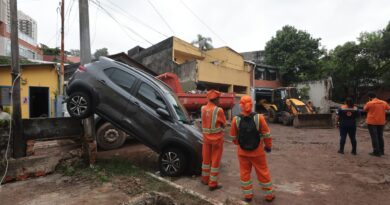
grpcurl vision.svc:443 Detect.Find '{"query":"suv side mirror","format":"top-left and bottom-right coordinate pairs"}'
top-left (156, 108), bottom-right (170, 119)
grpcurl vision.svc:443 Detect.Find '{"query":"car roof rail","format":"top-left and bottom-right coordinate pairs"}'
top-left (99, 56), bottom-right (115, 62)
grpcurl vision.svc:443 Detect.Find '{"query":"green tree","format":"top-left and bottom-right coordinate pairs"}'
top-left (316, 21), bottom-right (390, 102)
top-left (264, 25), bottom-right (324, 84)
top-left (93, 48), bottom-right (109, 59)
top-left (40, 44), bottom-right (60, 55)
top-left (69, 49), bottom-right (80, 56)
top-left (191, 34), bottom-right (213, 51)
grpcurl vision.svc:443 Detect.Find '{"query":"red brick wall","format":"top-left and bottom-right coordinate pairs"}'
top-left (255, 80), bottom-right (281, 89)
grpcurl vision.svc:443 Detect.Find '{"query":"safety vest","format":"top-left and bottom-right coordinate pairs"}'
top-left (202, 106), bottom-right (223, 134)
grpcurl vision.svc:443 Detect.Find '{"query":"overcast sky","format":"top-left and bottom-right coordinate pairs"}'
top-left (18, 0), bottom-right (390, 54)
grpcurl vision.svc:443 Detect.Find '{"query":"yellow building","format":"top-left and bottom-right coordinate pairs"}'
top-left (129, 36), bottom-right (251, 96)
top-left (0, 63), bottom-right (60, 118)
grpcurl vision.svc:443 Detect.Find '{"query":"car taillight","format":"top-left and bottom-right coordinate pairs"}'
top-left (78, 65), bottom-right (87, 72)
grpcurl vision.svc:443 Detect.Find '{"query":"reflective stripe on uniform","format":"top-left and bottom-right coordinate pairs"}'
top-left (201, 164), bottom-right (210, 169)
top-left (241, 180), bottom-right (253, 186)
top-left (261, 133), bottom-right (271, 138)
top-left (242, 189), bottom-right (253, 195)
top-left (264, 190), bottom-right (274, 195)
top-left (226, 135), bottom-right (236, 141)
top-left (210, 175), bottom-right (218, 181)
top-left (210, 167), bottom-right (219, 172)
top-left (202, 127), bottom-right (223, 134)
top-left (254, 114), bottom-right (259, 130)
top-left (259, 181), bottom-right (272, 188)
top-left (202, 107), bottom-right (223, 134)
top-left (201, 172), bottom-right (209, 176)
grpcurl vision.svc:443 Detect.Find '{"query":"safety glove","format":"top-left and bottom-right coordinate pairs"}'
top-left (264, 146), bottom-right (272, 153)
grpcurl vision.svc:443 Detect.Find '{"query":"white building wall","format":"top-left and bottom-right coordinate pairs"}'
top-left (296, 77), bottom-right (333, 113)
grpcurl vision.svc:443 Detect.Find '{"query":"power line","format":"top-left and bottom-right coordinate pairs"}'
top-left (90, 0), bottom-right (152, 45)
top-left (91, 0), bottom-right (100, 45)
top-left (103, 0), bottom-right (168, 38)
top-left (179, 0), bottom-right (227, 45)
top-left (146, 0), bottom-right (175, 35)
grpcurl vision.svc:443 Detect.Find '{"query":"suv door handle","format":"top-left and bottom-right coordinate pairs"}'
top-left (132, 101), bottom-right (140, 107)
top-left (98, 79), bottom-right (106, 84)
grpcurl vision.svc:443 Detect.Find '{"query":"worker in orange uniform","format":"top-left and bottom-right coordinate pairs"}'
top-left (201, 89), bottom-right (226, 191)
top-left (229, 95), bottom-right (275, 202)
top-left (364, 92), bottom-right (390, 156)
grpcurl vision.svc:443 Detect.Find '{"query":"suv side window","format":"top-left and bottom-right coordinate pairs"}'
top-left (104, 68), bottom-right (136, 93)
top-left (137, 83), bottom-right (166, 110)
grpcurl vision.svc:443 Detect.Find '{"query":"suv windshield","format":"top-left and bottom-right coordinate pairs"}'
top-left (165, 91), bottom-right (191, 123)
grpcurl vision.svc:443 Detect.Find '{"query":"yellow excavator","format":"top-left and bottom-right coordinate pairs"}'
top-left (260, 87), bottom-right (333, 128)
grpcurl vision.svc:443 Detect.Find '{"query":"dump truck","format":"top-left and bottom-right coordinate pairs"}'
top-left (156, 72), bottom-right (235, 118)
top-left (260, 87), bottom-right (333, 128)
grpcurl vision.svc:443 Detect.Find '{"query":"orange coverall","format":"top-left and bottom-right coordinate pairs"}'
top-left (201, 102), bottom-right (226, 188)
top-left (229, 113), bottom-right (274, 200)
top-left (364, 98), bottom-right (390, 125)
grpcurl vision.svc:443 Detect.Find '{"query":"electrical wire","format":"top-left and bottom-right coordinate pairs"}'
top-left (65, 0), bottom-right (75, 35)
top-left (146, 0), bottom-right (175, 35)
top-left (179, 0), bottom-right (227, 45)
top-left (103, 0), bottom-right (168, 38)
top-left (91, 0), bottom-right (100, 45)
top-left (90, 0), bottom-right (153, 45)
top-left (0, 73), bottom-right (22, 187)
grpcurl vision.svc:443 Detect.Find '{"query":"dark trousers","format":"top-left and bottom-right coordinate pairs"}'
top-left (367, 125), bottom-right (385, 154)
top-left (339, 126), bottom-right (357, 152)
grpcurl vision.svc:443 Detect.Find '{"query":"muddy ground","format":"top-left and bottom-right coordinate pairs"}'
top-left (172, 124), bottom-right (390, 205)
top-left (1, 124), bottom-right (389, 204)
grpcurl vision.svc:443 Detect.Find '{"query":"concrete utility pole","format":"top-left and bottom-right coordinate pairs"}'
top-left (79, 0), bottom-right (96, 165)
top-left (10, 0), bottom-right (25, 158)
top-left (60, 0), bottom-right (65, 95)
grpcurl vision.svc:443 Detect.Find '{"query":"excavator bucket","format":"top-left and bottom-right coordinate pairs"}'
top-left (293, 114), bottom-right (333, 128)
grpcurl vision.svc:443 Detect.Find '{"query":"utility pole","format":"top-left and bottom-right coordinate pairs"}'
top-left (10, 0), bottom-right (25, 158)
top-left (79, 0), bottom-right (96, 165)
top-left (60, 0), bottom-right (65, 95)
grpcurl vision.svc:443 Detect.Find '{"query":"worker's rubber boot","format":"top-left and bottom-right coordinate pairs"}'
top-left (209, 185), bottom-right (223, 191)
top-left (243, 197), bottom-right (252, 203)
top-left (265, 194), bottom-right (275, 202)
top-left (337, 150), bottom-right (344, 154)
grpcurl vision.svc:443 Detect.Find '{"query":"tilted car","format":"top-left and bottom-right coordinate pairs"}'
top-left (66, 57), bottom-right (202, 176)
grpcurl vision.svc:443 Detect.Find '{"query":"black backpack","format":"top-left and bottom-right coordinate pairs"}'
top-left (237, 112), bottom-right (261, 151)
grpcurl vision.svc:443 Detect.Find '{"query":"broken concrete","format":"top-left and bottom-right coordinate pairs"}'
top-left (123, 192), bottom-right (176, 205)
top-left (2, 155), bottom-right (62, 182)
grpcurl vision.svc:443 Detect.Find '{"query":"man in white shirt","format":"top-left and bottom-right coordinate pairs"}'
top-left (0, 105), bottom-right (11, 120)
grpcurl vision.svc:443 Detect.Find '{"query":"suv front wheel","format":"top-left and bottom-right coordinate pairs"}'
top-left (159, 148), bottom-right (187, 177)
top-left (67, 92), bottom-right (93, 119)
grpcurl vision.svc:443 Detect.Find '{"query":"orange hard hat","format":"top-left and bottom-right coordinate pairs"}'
top-left (207, 89), bottom-right (221, 100)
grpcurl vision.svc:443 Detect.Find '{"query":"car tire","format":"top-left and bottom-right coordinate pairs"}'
top-left (282, 112), bottom-right (292, 126)
top-left (67, 92), bottom-right (93, 119)
top-left (159, 147), bottom-right (187, 177)
top-left (96, 122), bottom-right (127, 150)
top-left (268, 108), bottom-right (278, 123)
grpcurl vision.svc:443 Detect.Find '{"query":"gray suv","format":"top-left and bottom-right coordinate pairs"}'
top-left (66, 57), bottom-right (202, 176)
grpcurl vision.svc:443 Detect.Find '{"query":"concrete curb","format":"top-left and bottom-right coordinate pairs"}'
top-left (146, 172), bottom-right (226, 205)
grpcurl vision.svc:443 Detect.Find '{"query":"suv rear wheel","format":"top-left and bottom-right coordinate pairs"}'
top-left (67, 92), bottom-right (93, 119)
top-left (96, 122), bottom-right (126, 150)
top-left (159, 148), bottom-right (187, 177)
